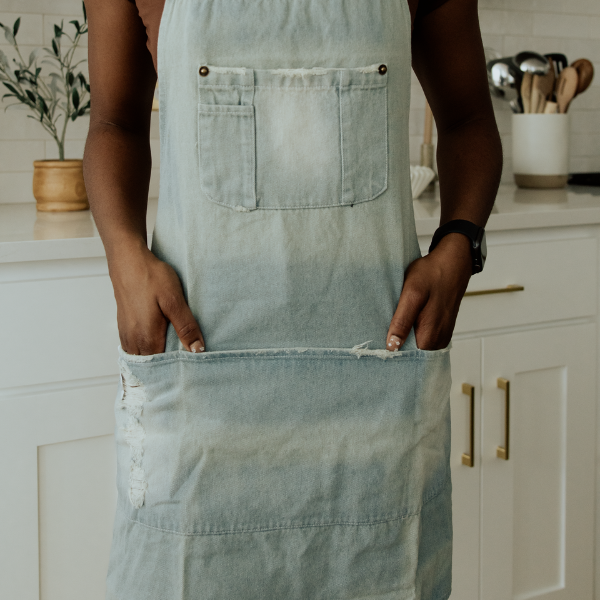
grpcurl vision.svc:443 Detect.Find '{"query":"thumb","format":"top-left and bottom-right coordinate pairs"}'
top-left (159, 292), bottom-right (206, 353)
top-left (387, 285), bottom-right (428, 351)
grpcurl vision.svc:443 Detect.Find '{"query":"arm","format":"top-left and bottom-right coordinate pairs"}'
top-left (83, 0), bottom-right (205, 354)
top-left (387, 0), bottom-right (503, 351)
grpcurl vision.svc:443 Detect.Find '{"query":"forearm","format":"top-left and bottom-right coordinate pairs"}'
top-left (82, 121), bottom-right (153, 266)
top-left (435, 114), bottom-right (503, 229)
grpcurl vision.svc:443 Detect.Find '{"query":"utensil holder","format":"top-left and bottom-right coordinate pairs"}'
top-left (512, 113), bottom-right (570, 188)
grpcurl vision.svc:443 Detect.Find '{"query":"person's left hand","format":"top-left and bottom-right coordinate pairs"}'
top-left (386, 232), bottom-right (473, 351)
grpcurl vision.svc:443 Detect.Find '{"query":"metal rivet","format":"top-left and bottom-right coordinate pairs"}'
top-left (199, 65), bottom-right (209, 77)
top-left (378, 64), bottom-right (387, 75)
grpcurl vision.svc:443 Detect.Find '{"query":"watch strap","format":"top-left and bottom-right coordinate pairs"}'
top-left (428, 219), bottom-right (486, 275)
top-left (428, 219), bottom-right (483, 254)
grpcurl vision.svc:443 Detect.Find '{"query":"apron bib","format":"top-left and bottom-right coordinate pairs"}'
top-left (106, 1), bottom-right (453, 598)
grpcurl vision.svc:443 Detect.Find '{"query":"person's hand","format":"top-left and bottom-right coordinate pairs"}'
top-left (109, 243), bottom-right (205, 355)
top-left (386, 233), bottom-right (472, 351)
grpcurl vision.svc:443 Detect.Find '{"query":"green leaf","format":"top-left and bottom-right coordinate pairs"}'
top-left (67, 71), bottom-right (74, 86)
top-left (51, 38), bottom-right (59, 56)
top-left (38, 96), bottom-right (49, 116)
top-left (77, 72), bottom-right (87, 87)
top-left (69, 20), bottom-right (80, 33)
top-left (82, 1), bottom-right (87, 23)
top-left (72, 87), bottom-right (80, 109)
top-left (13, 17), bottom-right (20, 38)
top-left (28, 48), bottom-right (39, 66)
top-left (4, 27), bottom-right (15, 46)
top-left (54, 24), bottom-right (62, 38)
top-left (2, 93), bottom-right (17, 100)
top-left (2, 81), bottom-right (18, 95)
top-left (25, 89), bottom-right (36, 103)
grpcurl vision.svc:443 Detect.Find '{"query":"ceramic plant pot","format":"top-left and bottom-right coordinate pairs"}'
top-left (32, 159), bottom-right (89, 211)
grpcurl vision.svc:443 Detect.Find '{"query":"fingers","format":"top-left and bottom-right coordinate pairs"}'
top-left (159, 290), bottom-right (206, 353)
top-left (387, 282), bottom-right (429, 351)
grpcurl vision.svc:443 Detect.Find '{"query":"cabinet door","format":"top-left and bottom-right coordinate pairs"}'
top-left (449, 339), bottom-right (482, 600)
top-left (0, 381), bottom-right (118, 600)
top-left (480, 324), bottom-right (596, 600)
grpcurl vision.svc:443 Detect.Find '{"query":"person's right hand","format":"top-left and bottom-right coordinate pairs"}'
top-left (109, 245), bottom-right (205, 355)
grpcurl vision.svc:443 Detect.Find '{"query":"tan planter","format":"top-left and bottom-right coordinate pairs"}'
top-left (32, 159), bottom-right (89, 212)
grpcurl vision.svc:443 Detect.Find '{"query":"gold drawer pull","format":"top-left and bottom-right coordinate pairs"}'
top-left (461, 383), bottom-right (475, 467)
top-left (497, 378), bottom-right (510, 460)
top-left (464, 284), bottom-right (524, 297)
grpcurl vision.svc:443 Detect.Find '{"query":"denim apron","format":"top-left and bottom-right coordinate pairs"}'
top-left (105, 1), bottom-right (453, 598)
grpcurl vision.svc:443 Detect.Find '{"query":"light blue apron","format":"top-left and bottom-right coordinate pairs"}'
top-left (106, 0), bottom-right (453, 598)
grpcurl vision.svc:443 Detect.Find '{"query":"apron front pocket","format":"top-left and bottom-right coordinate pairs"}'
top-left (197, 63), bottom-right (388, 210)
top-left (114, 344), bottom-right (451, 537)
top-left (197, 104), bottom-right (257, 211)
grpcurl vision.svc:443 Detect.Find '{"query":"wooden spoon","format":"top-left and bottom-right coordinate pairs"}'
top-left (570, 58), bottom-right (594, 96)
top-left (531, 57), bottom-right (555, 113)
top-left (521, 71), bottom-right (533, 113)
top-left (555, 66), bottom-right (579, 113)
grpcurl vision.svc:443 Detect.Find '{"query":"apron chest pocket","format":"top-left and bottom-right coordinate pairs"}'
top-left (197, 63), bottom-right (388, 211)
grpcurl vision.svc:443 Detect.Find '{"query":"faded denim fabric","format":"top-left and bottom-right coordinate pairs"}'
top-left (105, 0), bottom-right (454, 598)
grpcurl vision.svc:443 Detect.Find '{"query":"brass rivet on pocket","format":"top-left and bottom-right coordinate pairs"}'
top-left (378, 64), bottom-right (387, 75)
top-left (199, 65), bottom-right (210, 77)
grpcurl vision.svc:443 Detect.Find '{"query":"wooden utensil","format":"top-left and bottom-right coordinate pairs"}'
top-left (570, 58), bottom-right (594, 96)
top-left (555, 66), bottom-right (579, 113)
top-left (531, 57), bottom-right (555, 113)
top-left (521, 71), bottom-right (533, 113)
top-left (543, 101), bottom-right (558, 114)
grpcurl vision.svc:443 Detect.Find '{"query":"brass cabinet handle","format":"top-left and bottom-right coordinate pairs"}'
top-left (461, 383), bottom-right (475, 467)
top-left (496, 378), bottom-right (510, 460)
top-left (464, 284), bottom-right (524, 297)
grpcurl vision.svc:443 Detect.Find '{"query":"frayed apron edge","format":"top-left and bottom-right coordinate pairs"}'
top-left (116, 341), bottom-right (452, 364)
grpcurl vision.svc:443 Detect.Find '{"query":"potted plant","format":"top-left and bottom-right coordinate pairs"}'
top-left (0, 2), bottom-right (91, 211)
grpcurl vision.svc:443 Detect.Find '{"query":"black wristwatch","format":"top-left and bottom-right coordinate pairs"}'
top-left (428, 219), bottom-right (487, 275)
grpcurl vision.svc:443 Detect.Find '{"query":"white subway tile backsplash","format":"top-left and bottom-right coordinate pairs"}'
top-left (0, 12), bottom-right (42, 45)
top-left (44, 139), bottom-right (85, 160)
top-left (0, 139), bottom-right (44, 171)
top-left (570, 132), bottom-right (600, 156)
top-left (570, 155), bottom-right (600, 171)
top-left (571, 110), bottom-right (600, 133)
top-left (0, 0), bottom-right (86, 16)
top-left (149, 168), bottom-right (160, 198)
top-left (533, 0), bottom-right (600, 17)
top-left (533, 13), bottom-right (591, 39)
top-left (0, 171), bottom-right (35, 203)
top-left (480, 10), bottom-right (533, 36)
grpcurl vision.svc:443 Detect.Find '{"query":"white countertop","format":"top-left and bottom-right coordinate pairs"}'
top-left (1, 183), bottom-right (599, 263)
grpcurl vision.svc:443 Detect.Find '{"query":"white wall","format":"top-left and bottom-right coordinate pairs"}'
top-left (0, 0), bottom-right (598, 204)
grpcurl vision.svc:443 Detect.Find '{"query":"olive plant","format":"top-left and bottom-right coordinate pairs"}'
top-left (0, 1), bottom-right (90, 160)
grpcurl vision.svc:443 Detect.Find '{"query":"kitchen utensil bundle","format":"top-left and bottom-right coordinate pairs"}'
top-left (487, 51), bottom-right (594, 114)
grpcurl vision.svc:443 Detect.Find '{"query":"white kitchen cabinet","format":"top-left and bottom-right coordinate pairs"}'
top-left (447, 225), bottom-right (598, 600)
